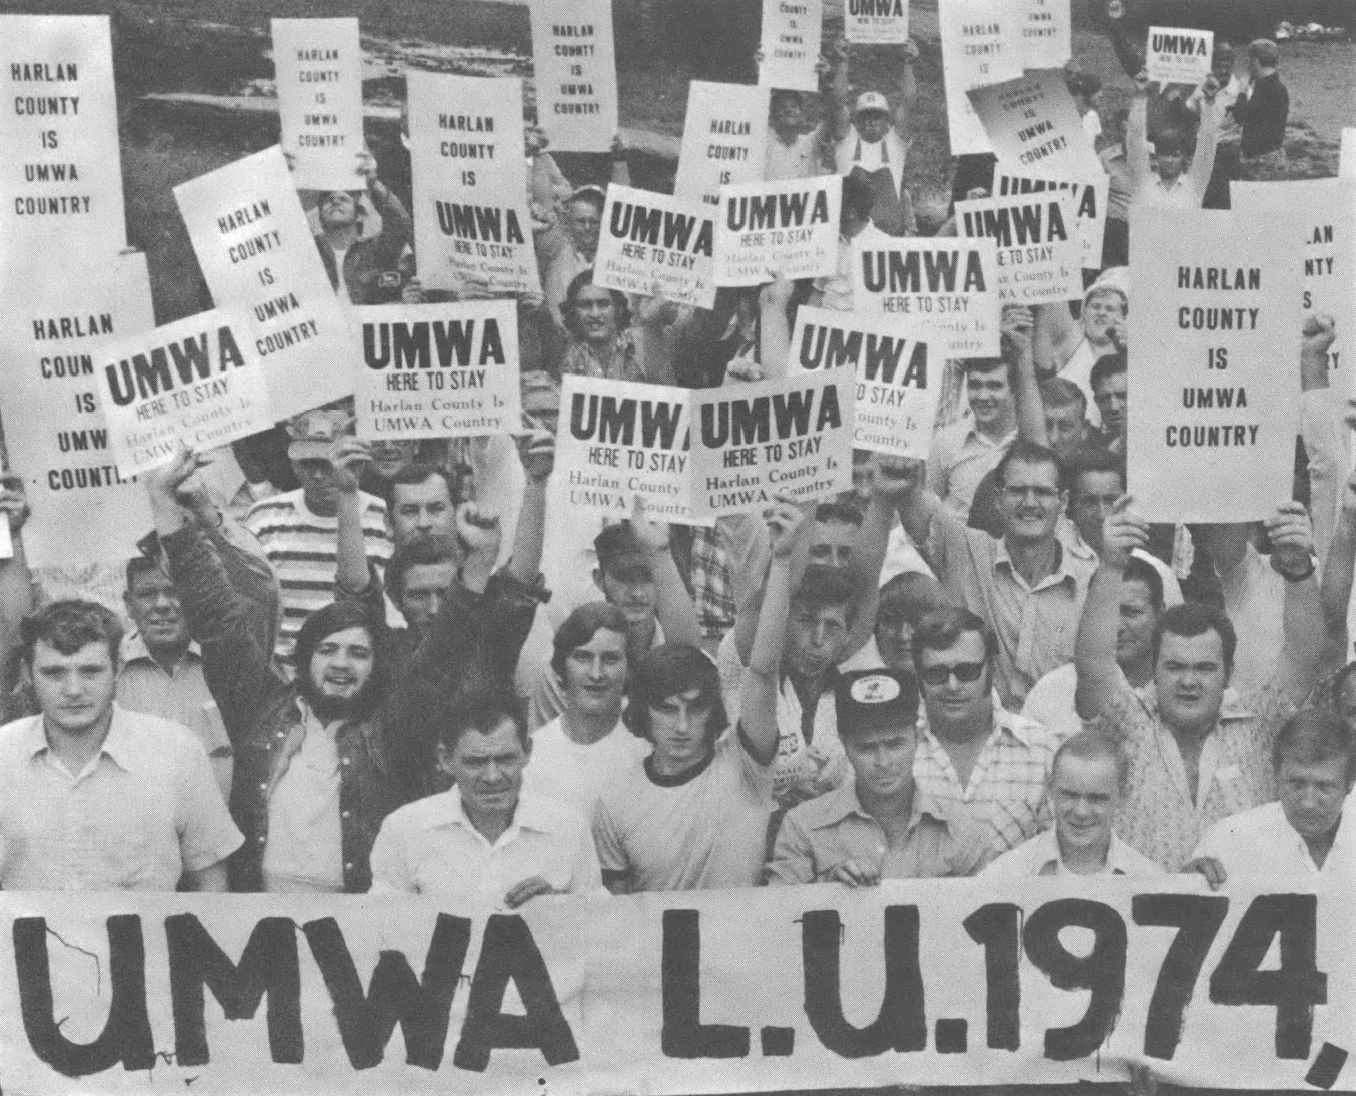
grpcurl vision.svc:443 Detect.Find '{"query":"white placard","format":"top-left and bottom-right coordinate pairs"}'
top-left (1129, 210), bottom-right (1303, 523)
top-left (271, 18), bottom-right (365, 191)
top-left (1021, 0), bottom-right (1071, 68)
top-left (529, 0), bottom-right (619, 152)
top-left (407, 71), bottom-right (541, 296)
top-left (845, 0), bottom-right (909, 45)
top-left (713, 175), bottom-right (841, 287)
top-left (853, 237), bottom-right (1002, 358)
top-left (759, 0), bottom-right (823, 92)
top-left (1146, 26), bottom-right (1214, 86)
top-left (791, 305), bottom-right (937, 458)
top-left (175, 146), bottom-right (355, 422)
top-left (937, 0), bottom-right (1022, 157)
top-left (674, 82), bottom-right (770, 209)
top-left (1340, 128), bottom-right (1356, 178)
top-left (969, 70), bottom-right (1092, 175)
top-left (0, 253), bottom-right (155, 567)
top-left (95, 309), bottom-right (273, 477)
top-left (0, 15), bottom-right (126, 254)
top-left (954, 192), bottom-right (1083, 304)
top-left (596, 185), bottom-right (716, 309)
top-left (353, 301), bottom-right (520, 440)
top-left (992, 165), bottom-right (1107, 271)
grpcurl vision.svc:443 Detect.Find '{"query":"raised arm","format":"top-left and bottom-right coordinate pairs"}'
top-left (822, 36), bottom-right (852, 147)
top-left (1075, 496), bottom-right (1150, 721)
top-left (358, 150), bottom-right (412, 260)
top-left (891, 38), bottom-right (920, 133)
top-left (1003, 305), bottom-right (1047, 444)
top-left (331, 438), bottom-right (376, 598)
top-left (1300, 316), bottom-right (1342, 556)
top-left (1032, 301), bottom-right (1081, 376)
top-left (1320, 464), bottom-right (1356, 675)
top-left (609, 133), bottom-right (632, 187)
top-left (1126, 72), bottom-right (1152, 200)
top-left (0, 477), bottom-right (33, 696)
top-left (758, 273), bottom-right (795, 380)
top-left (880, 456), bottom-right (940, 563)
top-left (507, 431), bottom-right (552, 589)
top-left (629, 499), bottom-right (702, 650)
top-left (1266, 502), bottom-right (1325, 706)
top-left (1184, 77), bottom-right (1221, 201)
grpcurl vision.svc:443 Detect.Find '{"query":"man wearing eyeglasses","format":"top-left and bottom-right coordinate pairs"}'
top-left (888, 440), bottom-right (1096, 709)
top-left (908, 606), bottom-right (1058, 855)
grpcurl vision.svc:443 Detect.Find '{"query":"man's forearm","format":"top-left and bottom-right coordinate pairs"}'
top-left (509, 479), bottom-right (547, 586)
top-left (1074, 563), bottom-right (1126, 720)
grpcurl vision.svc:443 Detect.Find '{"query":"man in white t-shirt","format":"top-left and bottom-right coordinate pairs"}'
top-left (522, 602), bottom-right (650, 818)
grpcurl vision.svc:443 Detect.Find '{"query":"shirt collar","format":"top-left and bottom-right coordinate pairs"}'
top-left (993, 535), bottom-right (1078, 588)
top-left (1028, 827), bottom-right (1140, 874)
top-left (435, 789), bottom-right (563, 836)
top-left (26, 704), bottom-right (137, 772)
top-left (1141, 684), bottom-right (1254, 725)
top-left (812, 779), bottom-right (952, 832)
top-left (120, 631), bottom-right (202, 665)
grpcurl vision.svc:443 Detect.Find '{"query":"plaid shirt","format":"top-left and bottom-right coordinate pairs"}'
top-left (690, 524), bottom-right (736, 642)
top-left (913, 695), bottom-right (1056, 855)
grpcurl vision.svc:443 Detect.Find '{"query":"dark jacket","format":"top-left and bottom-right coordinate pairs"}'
top-left (314, 180), bottom-right (413, 304)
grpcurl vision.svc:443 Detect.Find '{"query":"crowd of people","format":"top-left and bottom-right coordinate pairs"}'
top-left (1, 8), bottom-right (1350, 939)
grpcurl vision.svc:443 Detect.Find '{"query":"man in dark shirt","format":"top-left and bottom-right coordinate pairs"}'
top-left (1233, 39), bottom-right (1289, 176)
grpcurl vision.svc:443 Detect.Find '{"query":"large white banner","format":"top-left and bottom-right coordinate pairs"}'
top-left (407, 72), bottom-right (541, 295)
top-left (528, 0), bottom-right (618, 152)
top-left (270, 19), bottom-right (365, 192)
top-left (674, 82), bottom-right (770, 209)
top-left (0, 880), bottom-right (1348, 1094)
top-left (0, 15), bottom-right (126, 254)
top-left (174, 146), bottom-right (355, 422)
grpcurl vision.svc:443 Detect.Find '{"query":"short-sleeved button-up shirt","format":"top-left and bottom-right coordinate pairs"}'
top-left (982, 825), bottom-right (1164, 878)
top-left (925, 512), bottom-right (1096, 709)
top-left (913, 697), bottom-right (1057, 855)
top-left (1089, 679), bottom-right (1295, 870)
top-left (926, 420), bottom-right (1017, 521)
top-left (767, 781), bottom-right (992, 884)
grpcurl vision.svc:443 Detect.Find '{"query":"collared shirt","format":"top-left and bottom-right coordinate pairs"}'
top-left (926, 419), bottom-right (1018, 521)
top-left (117, 632), bottom-right (232, 802)
top-left (689, 524), bottom-right (736, 641)
top-left (982, 825), bottom-right (1164, 878)
top-left (765, 130), bottom-right (823, 181)
top-left (1128, 93), bottom-right (1219, 210)
top-left (0, 705), bottom-right (243, 891)
top-left (1191, 799), bottom-right (1355, 881)
top-left (368, 789), bottom-right (603, 906)
top-left (914, 696), bottom-right (1056, 854)
top-left (924, 511), bottom-right (1096, 709)
top-left (1088, 678), bottom-right (1295, 870)
top-left (767, 781), bottom-right (992, 884)
top-left (261, 697), bottom-right (345, 893)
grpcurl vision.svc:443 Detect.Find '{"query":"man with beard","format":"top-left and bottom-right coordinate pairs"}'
top-left (311, 150), bottom-right (412, 305)
top-left (151, 448), bottom-right (403, 893)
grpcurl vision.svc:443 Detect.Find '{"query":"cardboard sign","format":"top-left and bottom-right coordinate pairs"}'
top-left (0, 15), bottom-right (126, 254)
top-left (992, 165), bottom-right (1107, 271)
top-left (558, 374), bottom-right (697, 524)
top-left (0, 253), bottom-right (154, 567)
top-left (690, 367), bottom-right (853, 519)
top-left (713, 175), bottom-right (841, 286)
top-left (407, 71), bottom-right (541, 295)
top-left (954, 192), bottom-right (1083, 305)
top-left (969, 70), bottom-right (1092, 175)
top-left (1146, 26), bottom-right (1214, 87)
top-left (95, 309), bottom-right (272, 477)
top-left (174, 146), bottom-right (355, 422)
top-left (1021, 0), bottom-right (1071, 68)
top-left (674, 82), bottom-right (770, 209)
top-left (353, 301), bottom-right (520, 440)
top-left (1129, 210), bottom-right (1303, 523)
top-left (1341, 127), bottom-right (1356, 178)
top-left (853, 237), bottom-right (1002, 357)
top-left (596, 185), bottom-right (716, 309)
top-left (844, 0), bottom-right (909, 45)
top-left (528, 0), bottom-right (619, 152)
top-left (270, 19), bottom-right (365, 191)
top-left (937, 0), bottom-right (1022, 157)
top-left (759, 0), bottom-right (822, 92)
top-left (1232, 180), bottom-right (1356, 401)
top-left (791, 305), bottom-right (937, 458)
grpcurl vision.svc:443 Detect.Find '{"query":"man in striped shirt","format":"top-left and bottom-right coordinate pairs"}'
top-left (245, 410), bottom-right (392, 666)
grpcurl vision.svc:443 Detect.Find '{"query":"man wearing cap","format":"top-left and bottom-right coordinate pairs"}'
top-left (983, 731), bottom-right (1162, 877)
top-left (311, 150), bottom-right (412, 306)
top-left (767, 668), bottom-right (992, 885)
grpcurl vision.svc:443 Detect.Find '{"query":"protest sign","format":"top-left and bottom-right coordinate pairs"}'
top-left (558, 374), bottom-right (697, 524)
top-left (690, 367), bottom-right (853, 519)
top-left (0, 253), bottom-right (154, 567)
top-left (854, 236), bottom-right (1002, 357)
top-left (758, 0), bottom-right (823, 92)
top-left (1021, 0), bottom-right (1071, 68)
top-left (1233, 179), bottom-right (1356, 401)
top-left (1341, 127), bottom-right (1356, 178)
top-left (1146, 27), bottom-right (1213, 87)
top-left (937, 0), bottom-right (1022, 157)
top-left (713, 175), bottom-right (840, 286)
top-left (954, 191), bottom-right (1082, 305)
top-left (596, 185), bottom-right (716, 309)
top-left (174, 146), bottom-right (355, 422)
top-left (0, 879), bottom-right (1347, 1094)
top-left (844, 0), bottom-right (909, 45)
top-left (792, 305), bottom-right (936, 458)
top-left (969, 69), bottom-right (1092, 175)
top-left (407, 71), bottom-right (541, 296)
top-left (528, 0), bottom-right (618, 152)
top-left (674, 82), bottom-right (770, 209)
top-left (0, 15), bottom-right (126, 254)
top-left (94, 309), bottom-right (272, 478)
top-left (1129, 210), bottom-right (1303, 523)
top-left (353, 301), bottom-right (520, 440)
top-left (992, 165), bottom-right (1107, 270)
top-left (270, 19), bottom-right (364, 192)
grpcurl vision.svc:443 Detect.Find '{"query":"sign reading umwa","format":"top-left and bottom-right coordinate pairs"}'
top-left (0, 881), bottom-right (1348, 1094)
